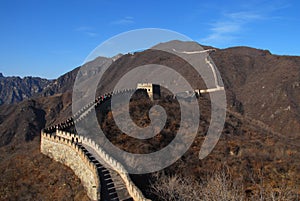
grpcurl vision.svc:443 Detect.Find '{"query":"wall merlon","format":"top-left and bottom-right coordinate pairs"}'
top-left (50, 134), bottom-right (55, 140)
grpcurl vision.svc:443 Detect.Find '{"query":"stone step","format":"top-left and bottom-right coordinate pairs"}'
top-left (82, 143), bottom-right (133, 201)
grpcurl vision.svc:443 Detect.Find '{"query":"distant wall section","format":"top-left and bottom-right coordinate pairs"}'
top-left (137, 83), bottom-right (161, 100)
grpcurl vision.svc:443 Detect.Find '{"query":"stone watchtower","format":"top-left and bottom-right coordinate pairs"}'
top-left (137, 83), bottom-right (161, 100)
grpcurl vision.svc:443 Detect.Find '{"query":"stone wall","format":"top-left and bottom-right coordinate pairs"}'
top-left (40, 132), bottom-right (100, 201)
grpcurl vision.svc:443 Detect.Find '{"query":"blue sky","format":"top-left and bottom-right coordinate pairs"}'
top-left (0, 0), bottom-right (299, 79)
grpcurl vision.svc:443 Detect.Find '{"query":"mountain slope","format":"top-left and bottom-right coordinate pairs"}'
top-left (211, 47), bottom-right (300, 136)
top-left (0, 92), bottom-right (90, 200)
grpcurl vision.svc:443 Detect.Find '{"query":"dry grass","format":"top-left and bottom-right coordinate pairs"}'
top-left (150, 169), bottom-right (298, 201)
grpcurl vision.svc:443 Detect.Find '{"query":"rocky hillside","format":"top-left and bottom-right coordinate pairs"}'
top-left (0, 69), bottom-right (80, 105)
top-left (0, 91), bottom-right (74, 147)
top-left (211, 47), bottom-right (300, 136)
top-left (0, 73), bottom-right (51, 105)
top-left (0, 92), bottom-right (91, 200)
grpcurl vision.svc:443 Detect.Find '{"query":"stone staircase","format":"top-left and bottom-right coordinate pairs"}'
top-left (77, 143), bottom-right (133, 201)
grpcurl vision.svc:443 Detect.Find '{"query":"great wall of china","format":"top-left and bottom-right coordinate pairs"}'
top-left (41, 89), bottom-right (151, 201)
